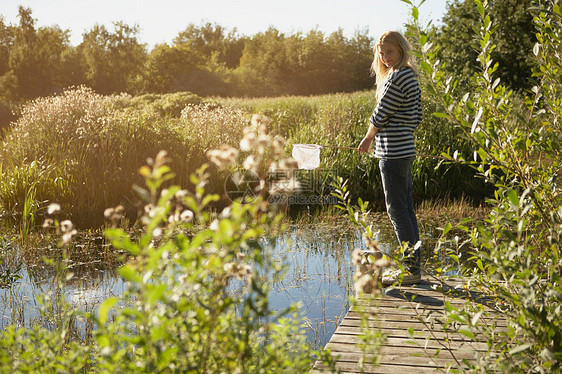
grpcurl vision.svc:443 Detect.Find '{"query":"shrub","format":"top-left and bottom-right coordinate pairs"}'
top-left (123, 91), bottom-right (205, 118)
top-left (406, 0), bottom-right (562, 371)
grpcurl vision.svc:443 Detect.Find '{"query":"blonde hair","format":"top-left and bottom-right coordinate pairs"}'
top-left (371, 31), bottom-right (417, 101)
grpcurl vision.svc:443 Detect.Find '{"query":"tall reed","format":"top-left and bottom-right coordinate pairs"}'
top-left (0, 87), bottom-right (249, 227)
top-left (0, 85), bottom-right (484, 228)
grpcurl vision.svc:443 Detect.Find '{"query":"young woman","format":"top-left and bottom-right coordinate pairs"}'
top-left (358, 31), bottom-right (422, 286)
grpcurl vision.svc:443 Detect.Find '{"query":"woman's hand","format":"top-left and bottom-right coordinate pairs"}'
top-left (358, 137), bottom-right (373, 153)
top-left (358, 124), bottom-right (379, 153)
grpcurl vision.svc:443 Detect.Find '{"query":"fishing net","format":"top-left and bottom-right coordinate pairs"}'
top-left (292, 144), bottom-right (322, 170)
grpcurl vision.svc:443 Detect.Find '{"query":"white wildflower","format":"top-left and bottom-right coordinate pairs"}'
top-left (210, 219), bottom-right (219, 231)
top-left (42, 218), bottom-right (54, 228)
top-left (206, 145), bottom-right (239, 169)
top-left (243, 155), bottom-right (259, 173)
top-left (180, 210), bottom-right (194, 222)
top-left (47, 203), bottom-right (61, 215)
top-left (355, 273), bottom-right (375, 295)
top-left (250, 114), bottom-right (270, 128)
top-left (60, 220), bottom-right (74, 233)
top-left (104, 207), bottom-right (115, 219)
top-left (62, 229), bottom-right (77, 245)
top-left (352, 249), bottom-right (363, 266)
top-left (240, 132), bottom-right (257, 152)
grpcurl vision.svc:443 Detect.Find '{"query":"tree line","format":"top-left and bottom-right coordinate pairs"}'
top-left (0, 1), bottom-right (537, 129)
top-left (0, 6), bottom-right (374, 128)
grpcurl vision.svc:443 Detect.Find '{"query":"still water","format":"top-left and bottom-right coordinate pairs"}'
top-left (0, 214), bottom-right (406, 349)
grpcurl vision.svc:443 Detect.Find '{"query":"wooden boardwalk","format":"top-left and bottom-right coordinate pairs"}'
top-left (311, 277), bottom-right (503, 373)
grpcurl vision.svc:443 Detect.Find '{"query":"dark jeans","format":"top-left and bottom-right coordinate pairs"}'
top-left (379, 156), bottom-right (420, 273)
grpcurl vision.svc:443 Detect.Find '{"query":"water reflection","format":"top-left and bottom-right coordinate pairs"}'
top-left (0, 215), bottom-right (407, 348)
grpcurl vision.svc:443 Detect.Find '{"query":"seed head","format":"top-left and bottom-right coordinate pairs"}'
top-left (243, 155), bottom-right (259, 173)
top-left (60, 220), bottom-right (74, 233)
top-left (180, 210), bottom-right (194, 222)
top-left (62, 229), bottom-right (77, 245)
top-left (240, 132), bottom-right (257, 152)
top-left (250, 114), bottom-right (270, 128)
top-left (42, 218), bottom-right (54, 228)
top-left (206, 145), bottom-right (239, 169)
top-left (47, 203), bottom-right (61, 215)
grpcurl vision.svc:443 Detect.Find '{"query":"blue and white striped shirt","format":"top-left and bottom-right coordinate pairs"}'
top-left (370, 66), bottom-right (422, 159)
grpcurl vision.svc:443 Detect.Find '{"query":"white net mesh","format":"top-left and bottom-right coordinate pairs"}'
top-left (292, 144), bottom-right (322, 170)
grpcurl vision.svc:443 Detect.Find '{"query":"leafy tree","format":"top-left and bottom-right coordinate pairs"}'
top-left (79, 22), bottom-right (146, 94)
top-left (0, 17), bottom-right (16, 104)
top-left (345, 29), bottom-right (375, 91)
top-left (141, 42), bottom-right (206, 93)
top-left (0, 7), bottom-right (83, 129)
top-left (236, 27), bottom-right (373, 96)
top-left (174, 22), bottom-right (243, 68)
top-left (293, 29), bottom-right (332, 94)
top-left (140, 23), bottom-right (247, 96)
top-left (435, 0), bottom-right (536, 91)
top-left (7, 7), bottom-right (72, 98)
top-left (324, 28), bottom-right (373, 93)
top-left (408, 0), bottom-right (562, 370)
top-left (237, 27), bottom-right (290, 96)
top-left (1, 7), bottom-right (378, 103)
top-left (0, 17), bottom-right (13, 77)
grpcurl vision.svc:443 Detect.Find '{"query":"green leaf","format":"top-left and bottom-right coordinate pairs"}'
top-left (419, 33), bottom-right (427, 47)
top-left (118, 264), bottom-right (141, 282)
top-left (432, 112), bottom-right (449, 118)
top-left (507, 189), bottom-right (519, 207)
top-left (99, 297), bottom-right (119, 325)
top-left (476, 3), bottom-right (484, 16)
top-left (457, 328), bottom-right (475, 339)
top-left (509, 344), bottom-right (532, 355)
top-left (420, 61), bottom-right (432, 75)
top-left (471, 310), bottom-right (483, 326)
top-left (477, 259), bottom-right (484, 272)
top-left (202, 194), bottom-right (220, 208)
top-left (425, 82), bottom-right (436, 95)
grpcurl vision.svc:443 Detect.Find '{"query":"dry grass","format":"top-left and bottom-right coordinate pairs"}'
top-left (417, 195), bottom-right (490, 228)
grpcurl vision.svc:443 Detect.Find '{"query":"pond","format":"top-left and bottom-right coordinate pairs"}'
top-left (0, 212), bottom-right (448, 350)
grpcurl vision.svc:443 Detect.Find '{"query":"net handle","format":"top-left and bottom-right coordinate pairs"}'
top-left (320, 145), bottom-right (358, 150)
top-left (300, 144), bottom-right (449, 160)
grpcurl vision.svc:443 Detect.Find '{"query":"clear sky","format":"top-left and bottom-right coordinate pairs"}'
top-left (1, 0), bottom-right (449, 48)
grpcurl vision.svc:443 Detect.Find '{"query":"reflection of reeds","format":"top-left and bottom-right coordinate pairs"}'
top-left (266, 217), bottom-right (369, 347)
top-left (0, 228), bottom-right (125, 339)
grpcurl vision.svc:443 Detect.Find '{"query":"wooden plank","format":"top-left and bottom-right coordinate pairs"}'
top-left (327, 334), bottom-right (488, 351)
top-left (326, 335), bottom-right (487, 352)
top-left (341, 312), bottom-right (508, 328)
top-left (310, 277), bottom-right (503, 374)
top-left (326, 343), bottom-right (480, 360)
